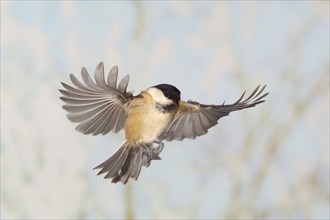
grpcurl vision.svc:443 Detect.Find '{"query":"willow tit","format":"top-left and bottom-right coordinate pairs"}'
top-left (59, 62), bottom-right (268, 184)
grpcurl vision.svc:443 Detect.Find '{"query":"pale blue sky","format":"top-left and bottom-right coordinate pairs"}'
top-left (1, 1), bottom-right (329, 219)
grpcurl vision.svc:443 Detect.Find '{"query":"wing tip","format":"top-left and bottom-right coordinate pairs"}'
top-left (58, 89), bottom-right (66, 95)
top-left (110, 65), bottom-right (119, 74)
top-left (97, 61), bottom-right (104, 67)
top-left (81, 66), bottom-right (87, 73)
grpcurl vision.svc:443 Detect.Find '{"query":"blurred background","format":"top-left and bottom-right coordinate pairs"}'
top-left (1, 1), bottom-right (329, 219)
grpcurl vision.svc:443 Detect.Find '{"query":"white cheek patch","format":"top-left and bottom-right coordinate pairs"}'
top-left (147, 87), bottom-right (173, 105)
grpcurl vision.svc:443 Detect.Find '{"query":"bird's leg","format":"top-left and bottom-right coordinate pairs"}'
top-left (141, 143), bottom-right (152, 167)
top-left (140, 142), bottom-right (164, 167)
top-left (142, 154), bottom-right (151, 167)
top-left (141, 143), bottom-right (157, 167)
top-left (152, 140), bottom-right (164, 156)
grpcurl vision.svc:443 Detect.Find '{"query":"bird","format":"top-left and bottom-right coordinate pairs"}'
top-left (59, 62), bottom-right (268, 184)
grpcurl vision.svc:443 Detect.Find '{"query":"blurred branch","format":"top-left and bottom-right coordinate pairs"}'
top-left (132, 1), bottom-right (145, 41)
top-left (123, 2), bottom-right (145, 220)
top-left (258, 171), bottom-right (330, 219)
top-left (224, 71), bottom-right (328, 219)
top-left (246, 72), bottom-right (328, 211)
top-left (222, 4), bottom-right (329, 217)
top-left (125, 184), bottom-right (134, 220)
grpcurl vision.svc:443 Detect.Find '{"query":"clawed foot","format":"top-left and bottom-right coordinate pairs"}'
top-left (152, 141), bottom-right (164, 156)
top-left (141, 141), bottom-right (165, 167)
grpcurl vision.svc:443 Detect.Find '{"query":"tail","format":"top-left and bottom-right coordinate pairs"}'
top-left (94, 141), bottom-right (144, 184)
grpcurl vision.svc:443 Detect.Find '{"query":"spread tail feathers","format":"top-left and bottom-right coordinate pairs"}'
top-left (94, 141), bottom-right (146, 184)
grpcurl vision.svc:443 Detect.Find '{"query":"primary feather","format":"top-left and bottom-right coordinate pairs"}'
top-left (59, 62), bottom-right (133, 135)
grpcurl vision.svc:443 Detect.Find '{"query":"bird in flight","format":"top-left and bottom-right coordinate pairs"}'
top-left (59, 62), bottom-right (268, 184)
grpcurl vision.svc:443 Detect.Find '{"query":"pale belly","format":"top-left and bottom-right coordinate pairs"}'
top-left (124, 106), bottom-right (171, 144)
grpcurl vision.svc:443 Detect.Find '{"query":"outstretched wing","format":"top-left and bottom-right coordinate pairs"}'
top-left (158, 85), bottom-right (268, 141)
top-left (59, 62), bottom-right (133, 135)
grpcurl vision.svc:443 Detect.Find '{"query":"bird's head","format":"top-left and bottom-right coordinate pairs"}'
top-left (147, 84), bottom-right (181, 106)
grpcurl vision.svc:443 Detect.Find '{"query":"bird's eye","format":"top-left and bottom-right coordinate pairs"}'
top-left (164, 92), bottom-right (169, 98)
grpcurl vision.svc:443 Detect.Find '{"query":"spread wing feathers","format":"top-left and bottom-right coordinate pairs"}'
top-left (59, 62), bottom-right (133, 135)
top-left (159, 85), bottom-right (268, 141)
